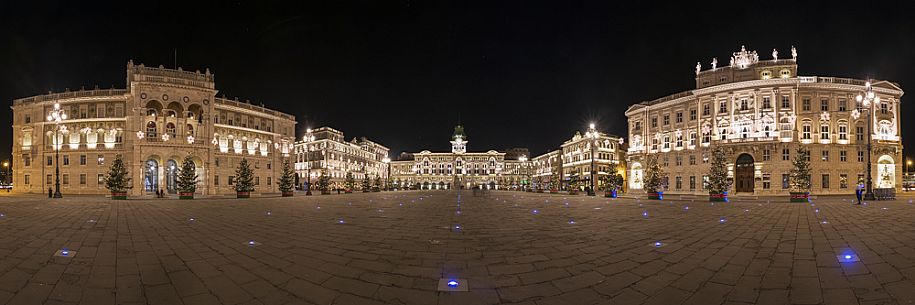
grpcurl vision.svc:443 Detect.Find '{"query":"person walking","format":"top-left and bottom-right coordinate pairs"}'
top-left (48, 187), bottom-right (53, 198)
top-left (855, 182), bottom-right (864, 205)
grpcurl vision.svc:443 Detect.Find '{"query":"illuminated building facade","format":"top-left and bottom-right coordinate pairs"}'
top-left (293, 127), bottom-right (390, 190)
top-left (625, 46), bottom-right (904, 195)
top-left (531, 129), bottom-right (626, 191)
top-left (389, 125), bottom-right (530, 190)
top-left (11, 61), bottom-right (297, 196)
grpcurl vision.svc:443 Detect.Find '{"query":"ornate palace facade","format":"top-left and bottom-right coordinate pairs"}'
top-left (625, 46), bottom-right (904, 195)
top-left (11, 61), bottom-right (297, 196)
top-left (389, 126), bottom-right (530, 190)
top-left (531, 128), bottom-right (626, 191)
top-left (293, 127), bottom-right (390, 190)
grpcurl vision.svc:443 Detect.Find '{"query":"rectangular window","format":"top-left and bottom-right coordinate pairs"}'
top-left (740, 98), bottom-right (748, 111)
top-left (662, 156), bottom-right (669, 167)
top-left (634, 121), bottom-right (641, 130)
top-left (651, 117), bottom-right (657, 127)
top-left (689, 176), bottom-right (696, 190)
top-left (267, 177), bottom-right (272, 186)
top-left (763, 174), bottom-right (771, 189)
top-left (702, 175), bottom-right (709, 190)
top-left (821, 150), bottom-right (829, 161)
top-left (821, 125), bottom-right (829, 140)
top-left (840, 150), bottom-right (847, 162)
top-left (821, 99), bottom-right (829, 111)
top-left (63, 174), bottom-right (69, 185)
top-left (24, 175), bottom-right (29, 185)
top-left (763, 149), bottom-right (770, 161)
top-left (702, 152), bottom-right (709, 164)
top-left (676, 155), bottom-right (682, 166)
top-left (80, 154), bottom-right (86, 165)
top-left (719, 101), bottom-right (727, 113)
top-left (802, 98), bottom-right (811, 111)
top-left (881, 102), bottom-right (888, 114)
top-left (63, 155), bottom-right (69, 166)
top-left (840, 174), bottom-right (848, 189)
top-left (856, 126), bottom-right (865, 141)
top-left (47, 174), bottom-right (52, 185)
top-left (783, 148), bottom-right (790, 161)
top-left (214, 175), bottom-right (219, 186)
top-left (838, 99), bottom-right (847, 111)
top-left (782, 174), bottom-right (790, 189)
top-left (80, 174), bottom-right (86, 185)
top-left (24, 156), bottom-right (30, 167)
top-left (838, 125), bottom-right (848, 140)
top-left (663, 115), bottom-right (670, 125)
top-left (228, 176), bottom-right (234, 185)
top-left (675, 176), bottom-right (682, 190)
top-left (689, 155), bottom-right (696, 165)
top-left (255, 177), bottom-right (260, 185)
top-left (703, 104), bottom-right (710, 116)
top-left (802, 125), bottom-right (811, 139)
top-left (781, 96), bottom-right (790, 108)
top-left (98, 174), bottom-right (104, 184)
top-left (762, 96), bottom-right (771, 109)
top-left (858, 151), bottom-right (865, 162)
top-left (689, 109), bottom-right (697, 120)
top-left (676, 112), bottom-right (683, 123)
top-left (47, 156), bottom-right (53, 166)
top-left (822, 174), bottom-right (830, 188)
top-left (98, 154), bottom-right (105, 165)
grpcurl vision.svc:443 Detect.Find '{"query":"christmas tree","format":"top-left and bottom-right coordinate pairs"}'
top-left (361, 173), bottom-right (371, 192)
top-left (234, 158), bottom-right (255, 193)
top-left (644, 155), bottom-right (664, 194)
top-left (373, 175), bottom-right (381, 191)
top-left (278, 159), bottom-right (295, 194)
top-left (604, 171), bottom-right (624, 192)
top-left (176, 155), bottom-right (198, 198)
top-left (344, 172), bottom-right (355, 191)
top-left (104, 154), bottom-right (131, 198)
top-left (705, 147), bottom-right (732, 194)
top-left (318, 170), bottom-right (330, 193)
top-left (790, 148), bottom-right (812, 192)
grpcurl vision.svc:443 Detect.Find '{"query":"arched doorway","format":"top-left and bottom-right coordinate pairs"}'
top-left (735, 154), bottom-right (754, 193)
top-left (166, 159), bottom-right (178, 194)
top-left (145, 159), bottom-right (159, 192)
top-left (877, 155), bottom-right (896, 188)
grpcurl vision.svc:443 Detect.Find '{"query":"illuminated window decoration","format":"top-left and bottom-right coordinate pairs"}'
top-left (137, 131), bottom-right (145, 140)
top-left (877, 155), bottom-right (895, 188)
top-left (187, 135), bottom-right (195, 144)
top-left (68, 130), bottom-right (80, 149)
top-left (161, 133), bottom-right (170, 142)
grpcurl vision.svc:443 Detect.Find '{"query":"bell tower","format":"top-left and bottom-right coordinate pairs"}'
top-left (450, 125), bottom-right (467, 154)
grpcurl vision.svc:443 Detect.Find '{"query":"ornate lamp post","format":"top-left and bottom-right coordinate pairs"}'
top-left (585, 123), bottom-right (599, 196)
top-left (382, 157), bottom-right (391, 191)
top-left (2, 161), bottom-right (8, 186)
top-left (303, 129), bottom-right (315, 196)
top-left (47, 103), bottom-right (67, 198)
top-left (852, 81), bottom-right (879, 201)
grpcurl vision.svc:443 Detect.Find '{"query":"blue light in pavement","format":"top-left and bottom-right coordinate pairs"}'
top-left (654, 241), bottom-right (662, 247)
top-left (61, 249), bottom-right (69, 256)
top-left (248, 240), bottom-right (256, 246)
top-left (447, 280), bottom-right (459, 287)
top-left (719, 217), bottom-right (726, 223)
top-left (568, 219), bottom-right (576, 224)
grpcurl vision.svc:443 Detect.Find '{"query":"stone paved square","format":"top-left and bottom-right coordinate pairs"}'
top-left (1, 191), bottom-right (915, 304)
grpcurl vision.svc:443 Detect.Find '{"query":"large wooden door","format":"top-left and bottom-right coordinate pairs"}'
top-left (735, 154), bottom-right (754, 193)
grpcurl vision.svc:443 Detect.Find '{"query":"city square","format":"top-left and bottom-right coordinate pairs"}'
top-left (1, 191), bottom-right (914, 304)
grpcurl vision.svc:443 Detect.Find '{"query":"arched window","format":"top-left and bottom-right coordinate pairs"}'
top-left (186, 124), bottom-right (194, 136)
top-left (838, 121), bottom-right (848, 140)
top-left (146, 121), bottom-right (157, 138)
top-left (801, 121), bottom-right (811, 140)
top-left (166, 123), bottom-right (176, 138)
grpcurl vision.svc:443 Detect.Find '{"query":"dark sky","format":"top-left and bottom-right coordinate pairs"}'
top-left (2, 1), bottom-right (914, 161)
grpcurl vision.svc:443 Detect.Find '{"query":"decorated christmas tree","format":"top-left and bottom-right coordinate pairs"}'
top-left (790, 148), bottom-right (812, 192)
top-left (361, 173), bottom-right (370, 191)
top-left (373, 175), bottom-right (382, 191)
top-left (344, 172), bottom-right (355, 191)
top-left (643, 155), bottom-right (664, 196)
top-left (234, 158), bottom-right (255, 194)
top-left (705, 147), bottom-right (732, 195)
top-left (104, 154), bottom-right (131, 199)
top-left (176, 155), bottom-right (198, 198)
top-left (318, 170), bottom-right (330, 193)
top-left (278, 159), bottom-right (295, 195)
top-left (604, 171), bottom-right (624, 192)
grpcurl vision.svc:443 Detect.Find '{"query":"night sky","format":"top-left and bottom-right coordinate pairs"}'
top-left (2, 1), bottom-right (914, 163)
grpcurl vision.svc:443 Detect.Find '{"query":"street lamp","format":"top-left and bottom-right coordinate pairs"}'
top-left (47, 103), bottom-right (67, 198)
top-left (585, 123), bottom-right (599, 196)
top-left (852, 81), bottom-right (879, 201)
top-left (2, 161), bottom-right (8, 187)
top-left (303, 129), bottom-right (315, 196)
top-left (382, 157), bottom-right (391, 191)
top-left (519, 155), bottom-right (528, 191)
